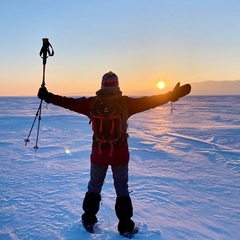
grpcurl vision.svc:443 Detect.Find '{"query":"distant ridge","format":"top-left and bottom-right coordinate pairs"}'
top-left (123, 80), bottom-right (240, 96)
top-left (190, 80), bottom-right (240, 95)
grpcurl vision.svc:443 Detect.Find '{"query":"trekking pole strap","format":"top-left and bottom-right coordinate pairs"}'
top-left (39, 38), bottom-right (54, 65)
top-left (39, 38), bottom-right (54, 87)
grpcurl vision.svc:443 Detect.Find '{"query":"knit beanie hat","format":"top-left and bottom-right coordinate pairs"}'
top-left (101, 71), bottom-right (119, 89)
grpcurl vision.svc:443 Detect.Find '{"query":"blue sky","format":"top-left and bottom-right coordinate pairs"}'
top-left (1, 0), bottom-right (240, 96)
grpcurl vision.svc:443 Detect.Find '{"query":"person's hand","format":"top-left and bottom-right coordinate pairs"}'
top-left (37, 86), bottom-right (51, 103)
top-left (168, 82), bottom-right (191, 102)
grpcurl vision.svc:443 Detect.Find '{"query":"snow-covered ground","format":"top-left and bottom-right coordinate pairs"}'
top-left (0, 96), bottom-right (239, 240)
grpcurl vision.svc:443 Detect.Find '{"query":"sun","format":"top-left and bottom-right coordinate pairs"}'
top-left (157, 81), bottom-right (166, 90)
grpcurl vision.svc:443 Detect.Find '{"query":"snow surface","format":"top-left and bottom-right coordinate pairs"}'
top-left (0, 96), bottom-right (240, 240)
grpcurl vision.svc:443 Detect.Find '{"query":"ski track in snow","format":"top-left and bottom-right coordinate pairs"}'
top-left (0, 96), bottom-right (240, 240)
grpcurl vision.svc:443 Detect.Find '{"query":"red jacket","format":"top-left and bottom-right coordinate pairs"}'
top-left (48, 93), bottom-right (171, 166)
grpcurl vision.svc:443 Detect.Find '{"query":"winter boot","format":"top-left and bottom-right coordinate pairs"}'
top-left (115, 196), bottom-right (138, 237)
top-left (81, 191), bottom-right (101, 232)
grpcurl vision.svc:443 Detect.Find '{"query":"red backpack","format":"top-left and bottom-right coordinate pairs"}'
top-left (90, 96), bottom-right (127, 157)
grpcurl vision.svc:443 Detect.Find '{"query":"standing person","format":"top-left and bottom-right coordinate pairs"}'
top-left (37, 71), bottom-right (191, 238)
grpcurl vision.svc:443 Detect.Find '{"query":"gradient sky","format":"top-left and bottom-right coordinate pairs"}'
top-left (1, 0), bottom-right (240, 96)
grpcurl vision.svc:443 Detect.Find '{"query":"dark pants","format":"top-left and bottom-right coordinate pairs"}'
top-left (82, 163), bottom-right (134, 233)
top-left (88, 162), bottom-right (129, 197)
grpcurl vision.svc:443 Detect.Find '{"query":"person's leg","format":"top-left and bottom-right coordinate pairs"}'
top-left (111, 164), bottom-right (136, 234)
top-left (111, 164), bottom-right (129, 197)
top-left (115, 195), bottom-right (135, 234)
top-left (88, 162), bottom-right (108, 194)
top-left (82, 163), bottom-right (108, 226)
top-left (82, 191), bottom-right (101, 226)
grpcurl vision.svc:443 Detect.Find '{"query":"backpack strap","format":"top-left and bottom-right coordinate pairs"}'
top-left (91, 115), bottom-right (104, 132)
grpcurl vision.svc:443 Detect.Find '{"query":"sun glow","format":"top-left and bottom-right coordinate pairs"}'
top-left (157, 81), bottom-right (166, 90)
top-left (65, 149), bottom-right (70, 154)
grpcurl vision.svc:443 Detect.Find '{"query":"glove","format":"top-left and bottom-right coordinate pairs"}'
top-left (168, 82), bottom-right (191, 102)
top-left (37, 86), bottom-right (52, 103)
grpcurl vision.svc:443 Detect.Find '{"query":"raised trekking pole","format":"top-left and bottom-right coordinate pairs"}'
top-left (25, 38), bottom-right (54, 150)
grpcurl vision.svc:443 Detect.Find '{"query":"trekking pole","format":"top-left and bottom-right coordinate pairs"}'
top-left (25, 38), bottom-right (54, 150)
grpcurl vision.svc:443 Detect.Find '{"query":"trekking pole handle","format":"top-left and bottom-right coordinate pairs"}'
top-left (39, 38), bottom-right (54, 87)
top-left (39, 38), bottom-right (54, 66)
